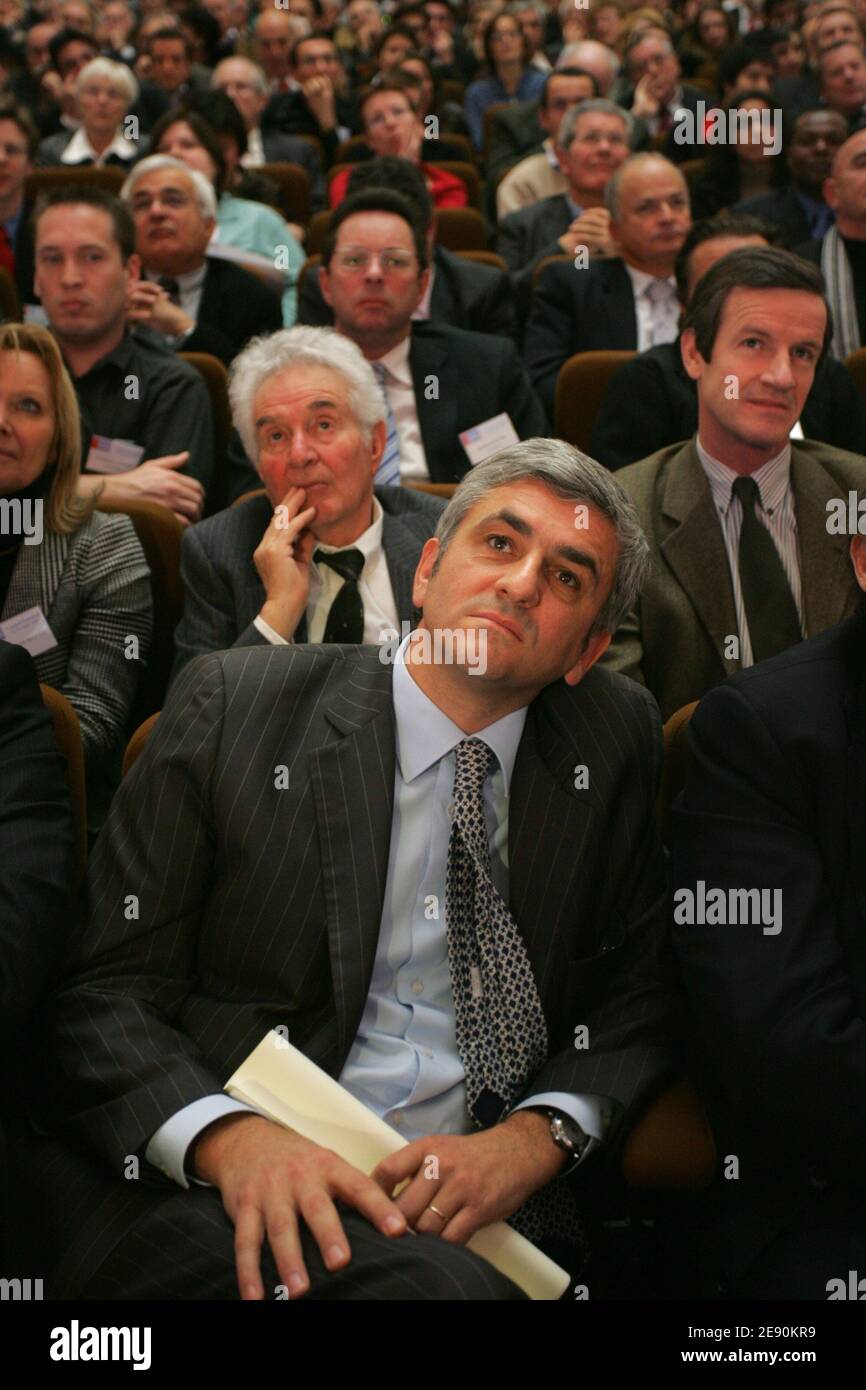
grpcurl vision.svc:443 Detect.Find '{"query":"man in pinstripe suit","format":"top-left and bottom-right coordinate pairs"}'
top-left (26, 441), bottom-right (675, 1301)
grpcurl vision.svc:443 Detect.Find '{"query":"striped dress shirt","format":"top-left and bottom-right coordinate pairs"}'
top-left (697, 436), bottom-right (804, 668)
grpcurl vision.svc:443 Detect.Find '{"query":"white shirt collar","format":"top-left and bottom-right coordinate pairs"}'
top-left (393, 632), bottom-right (527, 792)
top-left (61, 126), bottom-right (137, 164)
top-left (373, 334), bottom-right (413, 387)
top-left (696, 434), bottom-right (793, 516)
top-left (313, 493), bottom-right (383, 565)
top-left (624, 263), bottom-right (676, 298)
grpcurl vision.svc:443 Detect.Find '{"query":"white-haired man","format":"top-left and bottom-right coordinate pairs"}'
top-left (121, 154), bottom-right (282, 363)
top-left (171, 325), bottom-right (447, 674)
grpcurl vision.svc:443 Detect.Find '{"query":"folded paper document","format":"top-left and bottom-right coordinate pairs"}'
top-left (226, 1030), bottom-right (570, 1300)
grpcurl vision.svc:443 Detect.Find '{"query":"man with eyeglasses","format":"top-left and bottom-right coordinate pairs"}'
top-left (498, 98), bottom-right (633, 307)
top-left (525, 152), bottom-right (691, 422)
top-left (318, 188), bottom-right (547, 484)
top-left (121, 155), bottom-right (282, 365)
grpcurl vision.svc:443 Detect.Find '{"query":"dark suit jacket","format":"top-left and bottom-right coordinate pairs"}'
top-left (0, 641), bottom-right (72, 1046)
top-left (12, 199), bottom-right (35, 312)
top-left (298, 245), bottom-right (516, 339)
top-left (732, 185), bottom-right (819, 248)
top-left (622, 83), bottom-right (705, 163)
top-left (602, 438), bottom-right (866, 719)
top-left (181, 256), bottom-right (283, 365)
top-left (171, 484), bottom-right (446, 677)
top-left (590, 340), bottom-right (866, 472)
top-left (408, 322), bottom-right (548, 481)
top-left (497, 193), bottom-right (572, 315)
top-left (485, 100), bottom-right (544, 186)
top-left (28, 642), bottom-right (674, 1293)
top-left (524, 258), bottom-right (639, 422)
top-left (260, 129), bottom-right (326, 211)
top-left (671, 607), bottom-right (866, 1207)
top-left (263, 90), bottom-right (360, 167)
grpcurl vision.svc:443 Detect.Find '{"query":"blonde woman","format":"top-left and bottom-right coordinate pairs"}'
top-left (0, 323), bottom-right (152, 823)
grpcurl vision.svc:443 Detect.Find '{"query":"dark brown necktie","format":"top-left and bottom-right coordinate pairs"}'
top-left (732, 475), bottom-right (801, 662)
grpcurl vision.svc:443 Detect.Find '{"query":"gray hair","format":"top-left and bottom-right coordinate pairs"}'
top-left (76, 56), bottom-right (139, 106)
top-left (557, 97), bottom-right (634, 150)
top-left (557, 40), bottom-right (621, 81)
top-left (228, 325), bottom-right (387, 462)
top-left (507, 0), bottom-right (546, 19)
top-left (604, 150), bottom-right (685, 220)
top-left (120, 154), bottom-right (217, 220)
top-left (625, 26), bottom-right (675, 70)
top-left (212, 55), bottom-right (269, 96)
top-left (433, 438), bottom-right (649, 638)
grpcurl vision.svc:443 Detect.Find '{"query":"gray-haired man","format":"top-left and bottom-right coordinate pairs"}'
top-left (171, 325), bottom-right (446, 676)
top-left (28, 437), bottom-right (675, 1301)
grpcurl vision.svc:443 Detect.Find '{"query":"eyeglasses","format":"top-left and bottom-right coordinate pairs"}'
top-left (129, 189), bottom-right (194, 211)
top-left (574, 130), bottom-right (629, 146)
top-left (333, 249), bottom-right (417, 273)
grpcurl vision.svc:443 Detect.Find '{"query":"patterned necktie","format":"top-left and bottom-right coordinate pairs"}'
top-left (644, 278), bottom-right (678, 347)
top-left (0, 224), bottom-right (16, 277)
top-left (444, 738), bottom-right (590, 1267)
top-left (371, 360), bottom-right (401, 487)
top-left (158, 275), bottom-right (181, 306)
top-left (732, 475), bottom-right (802, 662)
top-left (314, 547), bottom-right (365, 643)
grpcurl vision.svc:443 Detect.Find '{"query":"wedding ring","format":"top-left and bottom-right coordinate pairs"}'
top-left (427, 1202), bottom-right (448, 1220)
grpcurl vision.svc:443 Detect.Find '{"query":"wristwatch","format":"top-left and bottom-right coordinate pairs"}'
top-left (546, 1110), bottom-right (591, 1169)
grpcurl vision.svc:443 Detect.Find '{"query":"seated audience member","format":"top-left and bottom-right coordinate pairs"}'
top-left (734, 107), bottom-right (848, 243)
top-left (0, 323), bottom-right (152, 819)
top-left (121, 155), bottom-right (283, 365)
top-left (670, 536), bottom-right (866, 1298)
top-left (0, 97), bottom-right (37, 312)
top-left (495, 67), bottom-right (602, 218)
top-left (7, 20), bottom-right (62, 127)
top-left (676, 2), bottom-right (736, 82)
top-left (144, 25), bottom-right (209, 105)
top-left (99, 0), bottom-right (138, 65)
top-left (211, 54), bottom-right (326, 207)
top-left (591, 213), bottom-right (866, 470)
top-left (512, 0), bottom-right (555, 73)
top-left (300, 157), bottom-right (515, 338)
top-left (816, 38), bottom-right (866, 129)
top-left (424, 0), bottom-right (481, 83)
top-left (328, 77), bottom-right (469, 209)
top-left (35, 27), bottom-right (99, 139)
top-left (766, 24), bottom-right (807, 81)
top-left (498, 98), bottom-right (633, 305)
top-left (0, 641), bottom-right (73, 1045)
top-left (25, 438), bottom-right (674, 1301)
top-left (149, 105), bottom-right (305, 326)
top-left (396, 50), bottom-right (471, 142)
top-left (689, 91), bottom-right (786, 221)
top-left (798, 127), bottom-right (866, 357)
top-left (464, 10), bottom-right (547, 150)
top-left (621, 27), bottom-right (705, 163)
top-left (602, 247), bottom-right (866, 720)
top-left (318, 189), bottom-right (547, 483)
top-left (253, 6), bottom-right (308, 93)
top-left (263, 34), bottom-right (359, 168)
top-left (172, 325), bottom-right (446, 673)
top-left (36, 57), bottom-right (139, 167)
top-left (525, 152), bottom-right (691, 421)
top-left (341, 64), bottom-right (468, 160)
top-left (716, 39), bottom-right (776, 100)
top-left (33, 186), bottom-right (211, 522)
top-left (368, 23), bottom-right (415, 77)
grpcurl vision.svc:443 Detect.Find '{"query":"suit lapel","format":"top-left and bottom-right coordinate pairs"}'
top-left (1, 529), bottom-right (67, 625)
top-left (604, 260), bottom-right (639, 349)
top-left (380, 509), bottom-right (420, 627)
top-left (659, 441), bottom-right (739, 672)
top-left (508, 695), bottom-right (596, 997)
top-left (431, 249), bottom-right (460, 323)
top-left (792, 445), bottom-right (855, 636)
top-left (410, 328), bottom-right (458, 483)
top-left (308, 657), bottom-right (396, 1061)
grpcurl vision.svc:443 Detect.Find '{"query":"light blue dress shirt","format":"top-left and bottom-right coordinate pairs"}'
top-left (146, 638), bottom-right (606, 1187)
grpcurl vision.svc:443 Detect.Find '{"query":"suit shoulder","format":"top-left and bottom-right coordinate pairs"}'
top-left (615, 443), bottom-right (681, 499)
top-left (376, 485), bottom-right (446, 522)
top-left (183, 494), bottom-right (271, 552)
top-left (796, 439), bottom-right (866, 484)
top-left (416, 322), bottom-right (516, 362)
top-left (539, 664), bottom-right (662, 759)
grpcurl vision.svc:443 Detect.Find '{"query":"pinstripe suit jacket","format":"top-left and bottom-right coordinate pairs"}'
top-left (171, 485), bottom-right (446, 679)
top-left (29, 644), bottom-right (674, 1289)
top-left (1, 510), bottom-right (152, 759)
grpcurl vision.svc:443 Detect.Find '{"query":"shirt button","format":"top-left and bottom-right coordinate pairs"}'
top-left (392, 1110), bottom-right (404, 1127)
top-left (411, 979), bottom-right (424, 994)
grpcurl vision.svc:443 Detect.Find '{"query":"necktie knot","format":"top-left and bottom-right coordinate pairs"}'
top-left (314, 547), bottom-right (364, 584)
top-left (453, 737), bottom-right (494, 802)
top-left (645, 278), bottom-right (671, 305)
top-left (731, 474), bottom-right (761, 512)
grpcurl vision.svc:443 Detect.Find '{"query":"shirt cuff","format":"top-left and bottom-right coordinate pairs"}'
top-left (145, 1094), bottom-right (263, 1189)
top-left (253, 614), bottom-right (291, 645)
top-left (511, 1090), bottom-right (609, 1173)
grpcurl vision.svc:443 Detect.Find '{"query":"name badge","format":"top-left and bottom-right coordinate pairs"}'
top-left (0, 604), bottom-right (58, 657)
top-left (459, 413), bottom-right (519, 466)
top-left (86, 435), bottom-right (146, 474)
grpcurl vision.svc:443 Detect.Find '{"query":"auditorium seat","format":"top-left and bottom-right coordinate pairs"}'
top-left (26, 166), bottom-right (126, 202)
top-left (531, 252), bottom-right (569, 288)
top-left (258, 161), bottom-right (312, 225)
top-left (433, 207), bottom-right (488, 250)
top-left (456, 249), bottom-right (508, 272)
top-left (39, 683), bottom-right (87, 889)
top-left (122, 711), bottom-right (160, 776)
top-left (0, 266), bottom-right (20, 321)
top-left (96, 499), bottom-right (184, 724)
top-left (179, 351), bottom-right (231, 515)
top-left (555, 350), bottom-right (637, 454)
top-left (622, 1079), bottom-right (716, 1189)
top-left (845, 347), bottom-right (866, 409)
top-left (406, 482), bottom-right (457, 499)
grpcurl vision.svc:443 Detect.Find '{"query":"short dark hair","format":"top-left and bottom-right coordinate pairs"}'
top-left (346, 156), bottom-right (434, 230)
top-left (33, 184), bottom-right (136, 262)
top-left (682, 245), bottom-right (832, 366)
top-left (483, 11), bottom-right (530, 69)
top-left (718, 38), bottom-right (775, 88)
top-left (49, 27), bottom-right (96, 72)
top-left (0, 95), bottom-right (39, 160)
top-left (149, 106), bottom-right (228, 192)
top-left (374, 24), bottom-right (417, 59)
top-left (148, 26), bottom-right (193, 59)
top-left (321, 187), bottom-right (429, 271)
top-left (361, 72), bottom-right (419, 119)
top-left (186, 88), bottom-right (249, 160)
top-left (291, 33), bottom-right (339, 67)
top-left (675, 211), bottom-right (782, 304)
top-left (541, 65), bottom-right (599, 106)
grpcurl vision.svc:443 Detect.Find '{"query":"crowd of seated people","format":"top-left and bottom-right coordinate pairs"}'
top-left (3, 0), bottom-right (866, 1309)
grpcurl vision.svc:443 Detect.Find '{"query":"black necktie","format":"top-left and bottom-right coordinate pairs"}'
top-left (315, 547), bottom-right (365, 643)
top-left (732, 475), bottom-right (801, 662)
top-left (158, 275), bottom-right (181, 305)
top-left (444, 738), bottom-right (589, 1265)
